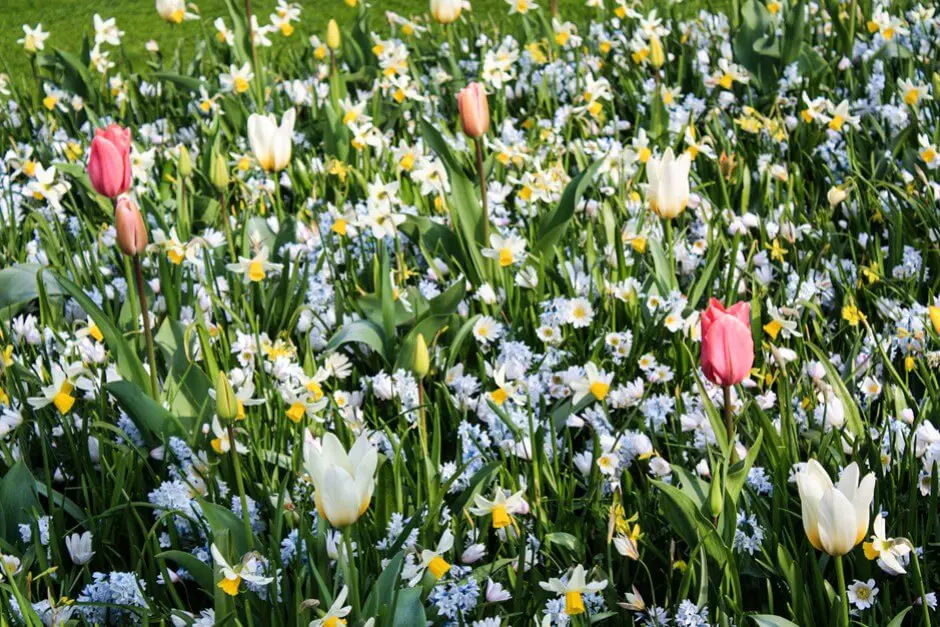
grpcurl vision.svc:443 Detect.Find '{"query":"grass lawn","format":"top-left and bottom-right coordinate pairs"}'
top-left (0, 0), bottom-right (592, 81)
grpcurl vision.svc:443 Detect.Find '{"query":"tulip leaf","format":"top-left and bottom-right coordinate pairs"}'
top-left (652, 479), bottom-right (729, 567)
top-left (324, 319), bottom-right (388, 362)
top-left (198, 500), bottom-right (252, 555)
top-left (107, 380), bottom-right (193, 444)
top-left (535, 159), bottom-right (601, 262)
top-left (806, 343), bottom-right (865, 436)
top-left (886, 607), bottom-right (912, 627)
top-left (725, 429), bottom-right (763, 506)
top-left (362, 550), bottom-right (405, 619)
top-left (54, 272), bottom-right (150, 390)
top-left (0, 460), bottom-right (42, 543)
top-left (544, 532), bottom-right (584, 561)
top-left (156, 550), bottom-right (214, 592)
top-left (394, 315), bottom-right (449, 372)
top-left (391, 587), bottom-right (427, 627)
top-left (152, 72), bottom-right (204, 93)
top-left (155, 318), bottom-right (214, 423)
top-left (0, 264), bottom-right (62, 319)
top-left (750, 615), bottom-right (801, 627)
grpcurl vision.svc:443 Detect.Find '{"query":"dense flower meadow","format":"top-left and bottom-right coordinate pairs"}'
top-left (1, 0), bottom-right (940, 624)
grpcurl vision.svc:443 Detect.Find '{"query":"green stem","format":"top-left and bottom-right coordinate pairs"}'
top-left (133, 256), bottom-right (159, 400)
top-left (911, 550), bottom-right (933, 627)
top-left (342, 527), bottom-right (361, 617)
top-left (228, 424), bottom-right (255, 550)
top-left (834, 554), bottom-right (849, 627)
top-left (476, 138), bottom-right (489, 245)
top-left (723, 384), bottom-right (733, 447)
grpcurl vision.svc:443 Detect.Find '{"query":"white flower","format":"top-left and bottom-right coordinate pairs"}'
top-left (226, 246), bottom-right (283, 283)
top-left (65, 531), bottom-right (95, 565)
top-left (863, 514), bottom-right (912, 575)
top-left (18, 24), bottom-right (49, 52)
top-left (221, 63), bottom-right (255, 94)
top-left (847, 578), bottom-right (878, 610)
top-left (570, 362), bottom-right (613, 404)
top-left (309, 585), bottom-right (352, 626)
top-left (646, 148), bottom-right (691, 219)
top-left (481, 233), bottom-right (527, 267)
top-left (796, 460), bottom-right (875, 556)
top-left (303, 432), bottom-right (378, 528)
top-left (211, 544), bottom-right (274, 596)
top-left (538, 564), bottom-right (607, 616)
top-left (248, 108), bottom-right (296, 172)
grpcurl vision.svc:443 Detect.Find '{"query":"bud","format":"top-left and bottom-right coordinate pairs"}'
top-left (930, 306), bottom-right (940, 335)
top-left (215, 372), bottom-right (238, 421)
top-left (430, 0), bottom-right (462, 24)
top-left (456, 82), bottom-right (490, 138)
top-left (708, 464), bottom-right (723, 518)
top-left (827, 185), bottom-right (847, 208)
top-left (210, 147), bottom-right (230, 191)
top-left (412, 334), bottom-right (430, 378)
top-left (178, 145), bottom-right (193, 179)
top-left (649, 36), bottom-right (665, 69)
top-left (326, 20), bottom-right (341, 50)
top-left (114, 196), bottom-right (149, 256)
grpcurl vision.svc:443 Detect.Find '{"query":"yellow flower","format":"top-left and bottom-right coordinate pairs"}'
top-left (841, 303), bottom-right (866, 327)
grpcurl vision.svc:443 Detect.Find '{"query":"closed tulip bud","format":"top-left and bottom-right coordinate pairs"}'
top-left (796, 460), bottom-right (875, 556)
top-left (177, 145), bottom-right (193, 178)
top-left (88, 124), bottom-right (132, 199)
top-left (215, 372), bottom-right (238, 421)
top-left (326, 20), bottom-right (341, 50)
top-left (210, 148), bottom-right (230, 191)
top-left (413, 333), bottom-right (430, 378)
top-left (827, 185), bottom-right (847, 207)
top-left (646, 148), bottom-right (691, 219)
top-left (114, 196), bottom-right (149, 256)
top-left (708, 465), bottom-right (723, 517)
top-left (930, 306), bottom-right (940, 334)
top-left (649, 36), bottom-right (665, 69)
top-left (457, 82), bottom-right (490, 139)
top-left (430, 0), bottom-right (462, 24)
top-left (303, 432), bottom-right (378, 528)
top-left (700, 298), bottom-right (754, 386)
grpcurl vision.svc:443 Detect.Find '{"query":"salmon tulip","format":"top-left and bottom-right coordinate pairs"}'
top-left (88, 124), bottom-right (132, 198)
top-left (700, 298), bottom-right (754, 386)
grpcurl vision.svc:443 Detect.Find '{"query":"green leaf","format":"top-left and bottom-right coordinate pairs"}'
top-left (725, 429), bottom-right (764, 506)
top-left (391, 587), bottom-right (427, 627)
top-left (886, 606), bottom-right (912, 627)
top-left (544, 532), bottom-right (584, 560)
top-left (157, 550), bottom-right (214, 592)
top-left (806, 343), bottom-right (864, 436)
top-left (152, 72), bottom-right (204, 93)
top-left (199, 500), bottom-right (251, 555)
top-left (107, 380), bottom-right (193, 443)
top-left (535, 160), bottom-right (601, 261)
top-left (325, 319), bottom-right (388, 362)
top-left (155, 319), bottom-right (214, 423)
top-left (652, 479), bottom-right (729, 567)
top-left (394, 315), bottom-right (450, 372)
top-left (0, 461), bottom-right (42, 542)
top-left (750, 615), bottom-right (801, 627)
top-left (0, 264), bottom-right (62, 319)
top-left (649, 236), bottom-right (679, 293)
top-left (362, 551), bottom-right (405, 619)
top-left (54, 273), bottom-right (150, 390)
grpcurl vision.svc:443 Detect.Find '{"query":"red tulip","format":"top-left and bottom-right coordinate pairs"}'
top-left (114, 196), bottom-right (148, 256)
top-left (457, 82), bottom-right (490, 139)
top-left (87, 124), bottom-right (132, 198)
top-left (700, 298), bottom-right (754, 386)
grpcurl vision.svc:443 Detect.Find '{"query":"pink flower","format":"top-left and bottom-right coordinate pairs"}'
top-left (700, 298), bottom-right (754, 386)
top-left (87, 124), bottom-right (132, 198)
top-left (457, 82), bottom-right (490, 139)
top-left (114, 196), bottom-right (148, 256)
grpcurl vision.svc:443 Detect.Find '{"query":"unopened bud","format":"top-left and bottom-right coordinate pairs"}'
top-left (215, 372), bottom-right (238, 421)
top-left (115, 196), bottom-right (149, 256)
top-left (412, 334), bottom-right (430, 378)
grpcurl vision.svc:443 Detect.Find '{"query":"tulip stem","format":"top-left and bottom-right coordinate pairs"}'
top-left (228, 424), bottom-right (255, 550)
top-left (475, 138), bottom-right (489, 244)
top-left (341, 527), bottom-right (361, 617)
top-left (133, 256), bottom-right (159, 400)
top-left (911, 550), bottom-right (932, 627)
top-left (722, 384), bottom-right (733, 448)
top-left (834, 554), bottom-right (849, 627)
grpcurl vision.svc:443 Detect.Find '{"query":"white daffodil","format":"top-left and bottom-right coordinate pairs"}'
top-left (303, 432), bottom-right (378, 528)
top-left (404, 528), bottom-right (455, 586)
top-left (469, 486), bottom-right (527, 529)
top-left (481, 233), bottom-right (527, 267)
top-left (211, 544), bottom-right (274, 596)
top-left (309, 585), bottom-right (352, 626)
top-left (210, 417), bottom-right (248, 455)
top-left (863, 514), bottom-right (913, 575)
top-left (539, 564), bottom-right (608, 616)
top-left (570, 362), bottom-right (614, 404)
top-left (247, 108), bottom-right (296, 172)
top-left (796, 460), bottom-right (875, 556)
top-left (226, 246), bottom-right (283, 283)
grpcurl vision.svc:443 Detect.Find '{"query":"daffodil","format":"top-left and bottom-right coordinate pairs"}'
top-left (481, 233), bottom-right (527, 267)
top-left (226, 247), bottom-right (283, 283)
top-left (211, 544), bottom-right (273, 596)
top-left (469, 486), bottom-right (527, 529)
top-left (539, 564), bottom-right (608, 616)
top-left (863, 514), bottom-right (913, 575)
top-left (404, 528), bottom-right (455, 585)
top-left (570, 362), bottom-right (614, 404)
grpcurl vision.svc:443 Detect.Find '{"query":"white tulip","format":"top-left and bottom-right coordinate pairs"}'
top-left (646, 147), bottom-right (692, 219)
top-left (796, 460), bottom-right (875, 556)
top-left (303, 432), bottom-right (378, 528)
top-left (430, 0), bottom-right (462, 24)
top-left (247, 108), bottom-right (296, 173)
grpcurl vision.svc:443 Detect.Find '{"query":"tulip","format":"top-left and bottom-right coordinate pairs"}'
top-left (457, 83), bottom-right (490, 138)
top-left (700, 298), bottom-right (754, 387)
top-left (247, 108), bottom-right (296, 173)
top-left (797, 460), bottom-right (875, 556)
top-left (88, 124), bottom-right (132, 198)
top-left (412, 333), bottom-right (430, 379)
top-left (114, 197), bottom-right (149, 257)
top-left (303, 432), bottom-right (377, 528)
top-left (649, 36), bottom-right (665, 69)
top-left (828, 185), bottom-right (847, 207)
top-left (215, 372), bottom-right (238, 421)
top-left (430, 0), bottom-right (462, 24)
top-left (326, 20), bottom-right (341, 50)
top-left (646, 147), bottom-right (691, 219)
top-left (929, 306), bottom-right (940, 334)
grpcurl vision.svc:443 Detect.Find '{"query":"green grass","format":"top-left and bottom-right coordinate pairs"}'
top-left (0, 0), bottom-right (592, 80)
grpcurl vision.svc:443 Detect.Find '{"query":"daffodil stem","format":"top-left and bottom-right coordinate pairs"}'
top-left (133, 256), bottom-right (159, 400)
top-left (228, 424), bottom-right (254, 550)
top-left (476, 138), bottom-right (489, 244)
top-left (834, 554), bottom-right (849, 627)
top-left (342, 527), bottom-right (361, 617)
top-left (911, 550), bottom-right (932, 627)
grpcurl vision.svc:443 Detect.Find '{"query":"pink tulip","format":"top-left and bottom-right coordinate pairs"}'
top-left (700, 298), bottom-right (754, 386)
top-left (457, 82), bottom-right (490, 139)
top-left (114, 196), bottom-right (148, 256)
top-left (87, 124), bottom-right (132, 198)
